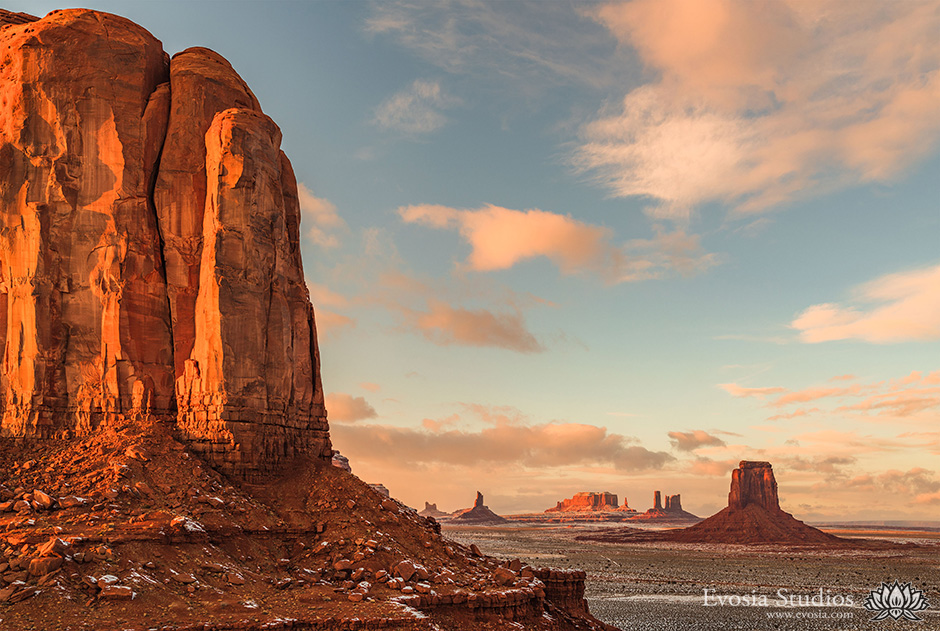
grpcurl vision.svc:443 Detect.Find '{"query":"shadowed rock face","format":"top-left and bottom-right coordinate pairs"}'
top-left (729, 460), bottom-right (779, 510)
top-left (0, 9), bottom-right (330, 479)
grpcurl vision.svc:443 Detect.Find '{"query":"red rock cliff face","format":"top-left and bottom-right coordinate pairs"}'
top-left (546, 491), bottom-right (619, 512)
top-left (0, 9), bottom-right (330, 479)
top-left (728, 461), bottom-right (779, 510)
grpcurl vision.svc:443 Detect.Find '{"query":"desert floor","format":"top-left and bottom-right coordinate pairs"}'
top-left (444, 522), bottom-right (939, 630)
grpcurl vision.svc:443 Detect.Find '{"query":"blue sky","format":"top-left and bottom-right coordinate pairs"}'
top-left (15, 0), bottom-right (940, 520)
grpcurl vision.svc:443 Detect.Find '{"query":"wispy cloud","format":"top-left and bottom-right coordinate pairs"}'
top-left (373, 79), bottom-right (459, 135)
top-left (405, 299), bottom-right (544, 353)
top-left (365, 0), bottom-right (632, 92)
top-left (307, 281), bottom-right (349, 308)
top-left (722, 370), bottom-right (940, 422)
top-left (325, 393), bottom-right (378, 423)
top-left (792, 263), bottom-right (940, 343)
top-left (314, 307), bottom-right (355, 340)
top-left (719, 383), bottom-right (786, 398)
top-left (298, 183), bottom-right (346, 248)
top-left (399, 203), bottom-right (718, 282)
top-left (668, 430), bottom-right (726, 452)
top-left (573, 0), bottom-right (940, 220)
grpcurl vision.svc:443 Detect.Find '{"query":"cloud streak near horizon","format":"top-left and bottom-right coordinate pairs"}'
top-left (331, 403), bottom-right (673, 471)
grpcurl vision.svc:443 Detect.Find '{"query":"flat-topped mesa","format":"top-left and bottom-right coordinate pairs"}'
top-left (546, 491), bottom-right (619, 513)
top-left (0, 9), bottom-right (330, 479)
top-left (729, 460), bottom-right (779, 511)
top-left (418, 502), bottom-right (450, 519)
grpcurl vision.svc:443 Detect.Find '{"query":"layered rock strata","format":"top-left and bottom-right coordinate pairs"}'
top-left (729, 460), bottom-right (779, 510)
top-left (547, 491), bottom-right (620, 512)
top-left (0, 9), bottom-right (330, 479)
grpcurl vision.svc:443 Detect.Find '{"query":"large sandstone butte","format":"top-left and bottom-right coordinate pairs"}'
top-left (662, 461), bottom-right (844, 544)
top-left (581, 461), bottom-right (896, 548)
top-left (0, 8), bottom-right (329, 480)
top-left (547, 491), bottom-right (621, 512)
top-left (0, 10), bottom-right (616, 631)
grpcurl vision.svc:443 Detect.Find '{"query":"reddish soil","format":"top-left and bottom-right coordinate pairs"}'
top-left (0, 417), bottom-right (616, 631)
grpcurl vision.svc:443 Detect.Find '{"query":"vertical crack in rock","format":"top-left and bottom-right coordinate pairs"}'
top-left (0, 9), bottom-right (173, 437)
top-left (0, 9), bottom-right (330, 478)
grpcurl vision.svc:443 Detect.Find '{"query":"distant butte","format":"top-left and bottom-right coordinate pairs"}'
top-left (449, 492), bottom-right (509, 525)
top-left (661, 461), bottom-right (841, 543)
top-left (546, 491), bottom-right (635, 513)
top-left (419, 501), bottom-right (451, 519)
top-left (629, 490), bottom-right (699, 522)
top-left (580, 461), bottom-right (912, 548)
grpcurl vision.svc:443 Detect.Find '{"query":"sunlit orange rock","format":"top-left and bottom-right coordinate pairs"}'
top-left (176, 108), bottom-right (330, 478)
top-left (0, 9), bottom-right (174, 436)
top-left (546, 491), bottom-right (620, 512)
top-left (152, 47), bottom-right (261, 379)
top-left (0, 9), bottom-right (330, 478)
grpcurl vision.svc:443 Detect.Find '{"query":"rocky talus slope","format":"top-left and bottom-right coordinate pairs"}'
top-left (0, 9), bottom-right (615, 630)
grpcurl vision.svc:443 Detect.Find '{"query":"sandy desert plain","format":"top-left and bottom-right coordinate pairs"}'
top-left (444, 521), bottom-right (940, 631)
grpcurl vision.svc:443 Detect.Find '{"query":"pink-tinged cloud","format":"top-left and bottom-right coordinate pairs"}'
top-left (688, 457), bottom-right (738, 477)
top-left (409, 299), bottom-right (543, 353)
top-left (835, 389), bottom-right (940, 418)
top-left (325, 393), bottom-right (378, 423)
top-left (765, 407), bottom-right (820, 422)
top-left (314, 307), bottom-right (355, 340)
top-left (307, 282), bottom-right (349, 308)
top-left (359, 382), bottom-right (381, 393)
top-left (578, 0), bottom-right (940, 219)
top-left (829, 374), bottom-right (857, 382)
top-left (399, 203), bottom-right (717, 282)
top-left (914, 491), bottom-right (940, 505)
top-left (791, 263), bottom-right (940, 343)
top-left (330, 404), bottom-right (675, 471)
top-left (772, 386), bottom-right (861, 407)
top-left (719, 383), bottom-right (785, 398)
top-left (331, 420), bottom-right (674, 470)
top-left (723, 370), bottom-right (940, 423)
top-left (668, 430), bottom-right (726, 451)
top-left (782, 456), bottom-right (856, 475)
top-left (298, 183), bottom-right (345, 248)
